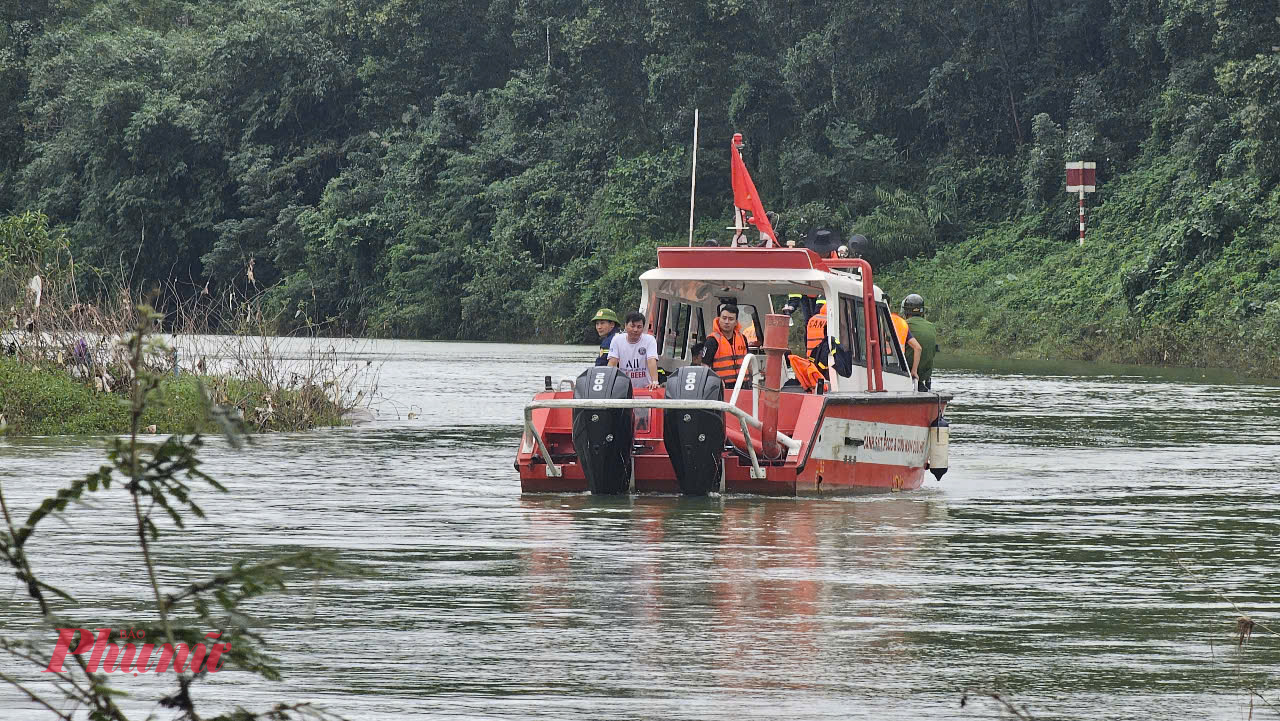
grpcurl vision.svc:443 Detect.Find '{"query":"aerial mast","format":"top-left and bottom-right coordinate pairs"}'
top-left (688, 109), bottom-right (699, 247)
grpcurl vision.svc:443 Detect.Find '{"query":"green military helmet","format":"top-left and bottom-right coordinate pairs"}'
top-left (591, 308), bottom-right (620, 325)
top-left (901, 294), bottom-right (925, 317)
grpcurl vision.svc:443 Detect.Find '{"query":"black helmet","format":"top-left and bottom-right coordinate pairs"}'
top-left (901, 293), bottom-right (925, 316)
top-left (846, 234), bottom-right (869, 257)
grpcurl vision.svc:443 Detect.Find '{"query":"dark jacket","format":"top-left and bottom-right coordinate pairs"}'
top-left (595, 328), bottom-right (620, 366)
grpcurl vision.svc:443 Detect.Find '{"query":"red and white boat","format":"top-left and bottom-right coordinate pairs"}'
top-left (515, 134), bottom-right (951, 496)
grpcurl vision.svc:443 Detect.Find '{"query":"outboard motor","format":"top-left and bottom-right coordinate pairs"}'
top-left (663, 366), bottom-right (726, 496)
top-left (571, 367), bottom-right (634, 495)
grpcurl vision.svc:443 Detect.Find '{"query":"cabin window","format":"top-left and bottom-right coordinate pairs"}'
top-left (669, 302), bottom-right (693, 359)
top-left (837, 295), bottom-right (863, 376)
top-left (736, 304), bottom-right (760, 348)
top-left (776, 294), bottom-right (819, 320)
top-left (877, 304), bottom-right (908, 376)
top-left (653, 298), bottom-right (670, 354)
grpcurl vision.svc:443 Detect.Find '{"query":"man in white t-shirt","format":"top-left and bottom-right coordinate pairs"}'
top-left (607, 311), bottom-right (660, 390)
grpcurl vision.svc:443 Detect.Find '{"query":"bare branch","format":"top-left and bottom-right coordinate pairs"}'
top-left (961, 689), bottom-right (1036, 720)
top-left (0, 670), bottom-right (74, 720)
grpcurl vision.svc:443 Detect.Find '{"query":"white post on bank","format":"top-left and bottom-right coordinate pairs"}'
top-left (1065, 161), bottom-right (1097, 245)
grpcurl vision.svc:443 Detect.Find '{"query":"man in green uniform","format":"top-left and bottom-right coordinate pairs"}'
top-left (901, 294), bottom-right (938, 391)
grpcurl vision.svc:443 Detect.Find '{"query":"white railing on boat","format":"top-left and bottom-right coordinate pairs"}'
top-left (522, 398), bottom-right (800, 481)
top-left (727, 352), bottom-right (759, 418)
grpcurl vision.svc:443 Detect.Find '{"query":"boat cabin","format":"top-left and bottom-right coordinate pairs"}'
top-left (638, 247), bottom-right (916, 393)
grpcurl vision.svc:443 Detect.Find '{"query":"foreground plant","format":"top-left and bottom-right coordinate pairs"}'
top-left (0, 307), bottom-right (354, 720)
top-left (1172, 555), bottom-right (1280, 716)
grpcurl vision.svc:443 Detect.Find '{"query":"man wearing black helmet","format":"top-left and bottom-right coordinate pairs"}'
top-left (901, 294), bottom-right (938, 391)
top-left (846, 234), bottom-right (869, 259)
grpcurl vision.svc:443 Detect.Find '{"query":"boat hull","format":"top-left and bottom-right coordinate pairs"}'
top-left (517, 389), bottom-right (950, 496)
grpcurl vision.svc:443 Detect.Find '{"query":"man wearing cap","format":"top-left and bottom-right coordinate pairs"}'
top-left (591, 308), bottom-right (621, 366)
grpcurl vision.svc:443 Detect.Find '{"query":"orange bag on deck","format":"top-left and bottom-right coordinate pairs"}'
top-left (788, 354), bottom-right (823, 392)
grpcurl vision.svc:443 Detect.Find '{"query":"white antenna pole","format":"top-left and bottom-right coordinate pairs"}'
top-left (688, 108), bottom-right (699, 247)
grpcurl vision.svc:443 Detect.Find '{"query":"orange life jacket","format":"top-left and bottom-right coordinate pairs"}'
top-left (789, 354), bottom-right (824, 391)
top-left (806, 313), bottom-right (827, 353)
top-left (709, 329), bottom-right (748, 384)
top-left (891, 313), bottom-right (910, 347)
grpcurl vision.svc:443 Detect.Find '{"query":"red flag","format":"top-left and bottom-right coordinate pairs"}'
top-left (729, 134), bottom-right (777, 246)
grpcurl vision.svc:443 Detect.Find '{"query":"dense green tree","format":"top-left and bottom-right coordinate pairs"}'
top-left (1, 0), bottom-right (1279, 358)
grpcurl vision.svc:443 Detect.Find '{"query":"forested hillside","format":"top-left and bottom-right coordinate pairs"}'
top-left (2, 0), bottom-right (1279, 368)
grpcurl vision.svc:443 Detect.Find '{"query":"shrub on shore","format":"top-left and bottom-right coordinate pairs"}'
top-left (1, 214), bottom-right (373, 435)
top-left (0, 356), bottom-right (347, 436)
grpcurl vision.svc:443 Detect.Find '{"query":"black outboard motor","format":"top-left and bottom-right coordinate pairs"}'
top-left (571, 366), bottom-right (634, 495)
top-left (663, 366), bottom-right (726, 496)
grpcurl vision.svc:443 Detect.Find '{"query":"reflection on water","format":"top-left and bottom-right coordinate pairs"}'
top-left (1, 343), bottom-right (1279, 719)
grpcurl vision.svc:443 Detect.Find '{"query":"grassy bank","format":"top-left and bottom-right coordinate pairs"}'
top-left (881, 158), bottom-right (1280, 379)
top-left (1, 217), bottom-right (371, 436)
top-left (0, 356), bottom-right (345, 436)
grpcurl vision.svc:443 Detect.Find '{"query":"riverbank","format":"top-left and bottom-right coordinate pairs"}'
top-left (881, 170), bottom-right (1280, 379)
top-left (0, 357), bottom-right (345, 436)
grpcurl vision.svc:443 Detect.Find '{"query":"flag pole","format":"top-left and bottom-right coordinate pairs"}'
top-left (688, 108), bottom-right (699, 247)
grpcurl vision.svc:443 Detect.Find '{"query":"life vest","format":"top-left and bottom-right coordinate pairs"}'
top-left (709, 329), bottom-right (749, 384)
top-left (789, 354), bottom-right (824, 391)
top-left (891, 313), bottom-right (910, 346)
top-left (806, 313), bottom-right (827, 353)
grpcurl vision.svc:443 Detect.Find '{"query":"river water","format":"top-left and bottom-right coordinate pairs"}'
top-left (2, 341), bottom-right (1279, 720)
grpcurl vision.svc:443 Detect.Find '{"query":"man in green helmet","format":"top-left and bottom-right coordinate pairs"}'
top-left (901, 294), bottom-right (939, 391)
top-left (591, 308), bottom-right (621, 366)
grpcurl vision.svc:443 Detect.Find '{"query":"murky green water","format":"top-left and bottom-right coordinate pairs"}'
top-left (2, 341), bottom-right (1280, 719)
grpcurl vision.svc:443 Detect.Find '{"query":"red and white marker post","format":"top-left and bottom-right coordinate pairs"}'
top-left (1065, 161), bottom-right (1097, 245)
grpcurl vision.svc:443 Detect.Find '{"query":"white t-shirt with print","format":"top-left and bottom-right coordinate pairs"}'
top-left (608, 333), bottom-right (658, 388)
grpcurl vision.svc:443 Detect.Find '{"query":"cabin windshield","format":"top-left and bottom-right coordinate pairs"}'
top-left (645, 277), bottom-right (838, 366)
top-left (639, 266), bottom-right (912, 393)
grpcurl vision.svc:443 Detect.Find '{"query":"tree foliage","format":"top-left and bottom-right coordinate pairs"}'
top-left (0, 0), bottom-right (1278, 348)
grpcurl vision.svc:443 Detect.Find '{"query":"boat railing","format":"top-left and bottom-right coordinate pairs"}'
top-left (523, 398), bottom-right (800, 481)
top-left (727, 352), bottom-right (760, 418)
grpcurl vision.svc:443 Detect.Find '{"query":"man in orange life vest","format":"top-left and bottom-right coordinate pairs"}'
top-left (805, 298), bottom-right (828, 355)
top-left (789, 297), bottom-right (827, 393)
top-left (805, 298), bottom-right (858, 380)
top-left (804, 298), bottom-right (834, 379)
top-left (699, 304), bottom-right (750, 388)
